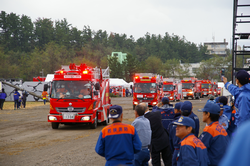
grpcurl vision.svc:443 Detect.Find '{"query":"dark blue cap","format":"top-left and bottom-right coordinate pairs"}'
top-left (235, 70), bottom-right (250, 84)
top-left (174, 102), bottom-right (183, 110)
top-left (173, 116), bottom-right (195, 129)
top-left (198, 102), bottom-right (220, 115)
top-left (219, 96), bottom-right (228, 105)
top-left (162, 97), bottom-right (169, 104)
top-left (181, 101), bottom-right (192, 113)
top-left (109, 105), bottom-right (122, 119)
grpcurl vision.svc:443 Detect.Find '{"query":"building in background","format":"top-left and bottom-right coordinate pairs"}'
top-left (109, 52), bottom-right (127, 64)
top-left (204, 39), bottom-right (228, 57)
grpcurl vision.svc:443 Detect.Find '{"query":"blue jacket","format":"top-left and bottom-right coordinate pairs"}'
top-left (189, 112), bottom-right (200, 137)
top-left (168, 113), bottom-right (181, 153)
top-left (177, 134), bottom-right (209, 166)
top-left (225, 82), bottom-right (250, 127)
top-left (199, 121), bottom-right (230, 166)
top-left (13, 91), bottom-right (20, 100)
top-left (168, 113), bottom-right (181, 166)
top-left (219, 114), bottom-right (229, 130)
top-left (226, 109), bottom-right (237, 137)
top-left (220, 120), bottom-right (250, 166)
top-left (223, 105), bottom-right (232, 120)
top-left (95, 122), bottom-right (141, 164)
top-left (152, 104), bottom-right (175, 130)
top-left (0, 92), bottom-right (7, 99)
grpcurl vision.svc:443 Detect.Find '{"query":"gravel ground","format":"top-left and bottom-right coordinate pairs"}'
top-left (0, 97), bottom-right (207, 166)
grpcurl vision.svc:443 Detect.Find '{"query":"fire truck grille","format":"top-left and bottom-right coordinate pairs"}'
top-left (183, 92), bottom-right (188, 96)
top-left (56, 107), bottom-right (86, 113)
top-left (137, 98), bottom-right (154, 101)
top-left (164, 94), bottom-right (170, 97)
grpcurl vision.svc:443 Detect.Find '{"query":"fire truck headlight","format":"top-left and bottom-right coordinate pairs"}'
top-left (81, 116), bottom-right (90, 121)
top-left (209, 91), bottom-right (212, 93)
top-left (189, 92), bottom-right (193, 94)
top-left (49, 116), bottom-right (57, 121)
top-left (170, 97), bottom-right (173, 99)
top-left (134, 102), bottom-right (139, 105)
top-left (152, 102), bottom-right (157, 105)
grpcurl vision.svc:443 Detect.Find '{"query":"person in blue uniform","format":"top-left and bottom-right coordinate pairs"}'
top-left (132, 104), bottom-right (151, 166)
top-left (152, 97), bottom-right (175, 130)
top-left (217, 103), bottom-right (229, 130)
top-left (173, 116), bottom-right (209, 166)
top-left (223, 70), bottom-right (250, 127)
top-left (95, 105), bottom-right (142, 166)
top-left (219, 96), bottom-right (236, 137)
top-left (0, 88), bottom-right (7, 110)
top-left (167, 102), bottom-right (183, 166)
top-left (198, 102), bottom-right (230, 166)
top-left (219, 120), bottom-right (250, 166)
top-left (13, 89), bottom-right (20, 110)
top-left (180, 101), bottom-right (200, 137)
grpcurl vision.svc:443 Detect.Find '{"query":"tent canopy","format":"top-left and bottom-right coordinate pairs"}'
top-left (109, 78), bottom-right (129, 87)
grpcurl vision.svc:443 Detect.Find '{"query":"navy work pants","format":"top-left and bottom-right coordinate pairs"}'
top-left (133, 148), bottom-right (150, 166)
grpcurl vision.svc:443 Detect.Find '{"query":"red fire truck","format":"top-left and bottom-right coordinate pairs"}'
top-left (48, 63), bottom-right (111, 129)
top-left (162, 78), bottom-right (182, 101)
top-left (133, 73), bottom-right (163, 109)
top-left (201, 80), bottom-right (213, 97)
top-left (213, 82), bottom-right (218, 97)
top-left (181, 78), bottom-right (201, 99)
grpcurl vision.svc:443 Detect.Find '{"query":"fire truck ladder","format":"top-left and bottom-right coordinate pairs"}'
top-left (232, 0), bottom-right (250, 84)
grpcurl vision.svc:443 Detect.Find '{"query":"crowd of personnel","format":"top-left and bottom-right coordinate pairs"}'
top-left (95, 70), bottom-right (250, 166)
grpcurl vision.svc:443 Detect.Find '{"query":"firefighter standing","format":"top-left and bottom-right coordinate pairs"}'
top-left (95, 105), bottom-right (142, 166)
top-left (42, 90), bottom-right (48, 105)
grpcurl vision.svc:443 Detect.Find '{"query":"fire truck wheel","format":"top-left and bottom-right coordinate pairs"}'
top-left (90, 113), bottom-right (98, 129)
top-left (51, 122), bottom-right (59, 129)
top-left (133, 105), bottom-right (135, 110)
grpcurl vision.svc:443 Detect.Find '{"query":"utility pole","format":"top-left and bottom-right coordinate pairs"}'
top-left (40, 69), bottom-right (44, 77)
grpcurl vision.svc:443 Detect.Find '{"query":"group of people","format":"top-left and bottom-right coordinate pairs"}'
top-left (13, 89), bottom-right (29, 109)
top-left (95, 70), bottom-right (250, 166)
top-left (110, 87), bottom-right (131, 97)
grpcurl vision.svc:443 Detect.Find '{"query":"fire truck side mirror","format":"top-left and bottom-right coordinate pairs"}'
top-left (95, 83), bottom-right (100, 90)
top-left (94, 91), bottom-right (99, 96)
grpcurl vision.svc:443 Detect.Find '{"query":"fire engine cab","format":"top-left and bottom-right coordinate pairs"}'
top-left (181, 78), bottom-right (201, 99)
top-left (163, 78), bottom-right (182, 101)
top-left (133, 73), bottom-right (163, 109)
top-left (48, 63), bottom-right (111, 129)
top-left (201, 80), bottom-right (213, 97)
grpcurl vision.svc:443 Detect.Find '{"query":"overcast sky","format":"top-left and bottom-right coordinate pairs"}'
top-left (1, 0), bottom-right (250, 48)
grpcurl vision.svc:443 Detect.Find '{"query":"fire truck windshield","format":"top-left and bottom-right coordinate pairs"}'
top-left (201, 84), bottom-right (211, 89)
top-left (163, 85), bottom-right (174, 91)
top-left (51, 81), bottom-right (91, 99)
top-left (182, 83), bottom-right (193, 89)
top-left (134, 83), bottom-right (157, 93)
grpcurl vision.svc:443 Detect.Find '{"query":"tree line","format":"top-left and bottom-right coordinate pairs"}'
top-left (0, 11), bottom-right (231, 82)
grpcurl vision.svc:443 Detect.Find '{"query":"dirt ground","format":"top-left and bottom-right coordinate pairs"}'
top-left (0, 97), bottom-right (207, 166)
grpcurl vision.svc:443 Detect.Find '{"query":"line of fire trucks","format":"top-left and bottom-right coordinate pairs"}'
top-left (132, 73), bottom-right (221, 109)
top-left (46, 64), bottom-right (221, 130)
